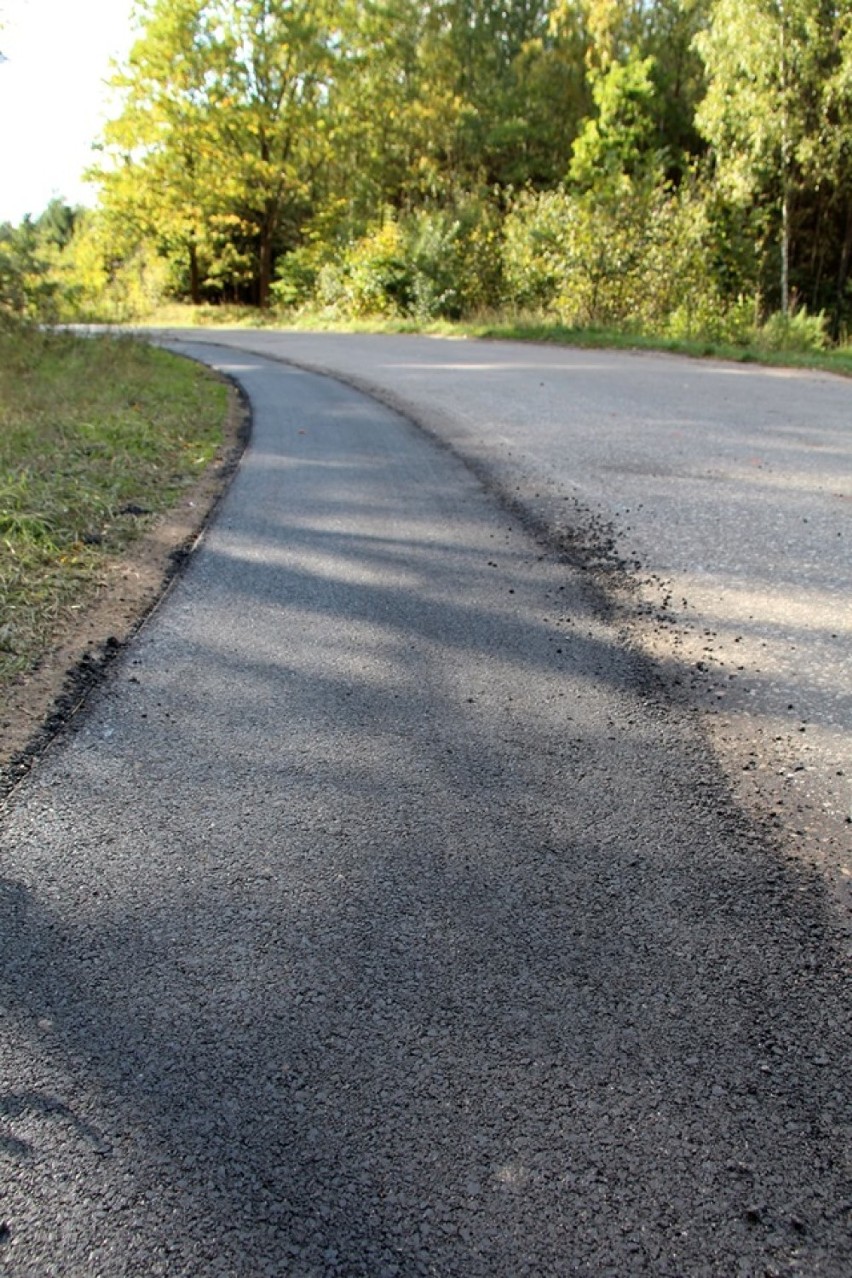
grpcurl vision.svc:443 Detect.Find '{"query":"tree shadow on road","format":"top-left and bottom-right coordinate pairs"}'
top-left (0, 362), bottom-right (850, 1276)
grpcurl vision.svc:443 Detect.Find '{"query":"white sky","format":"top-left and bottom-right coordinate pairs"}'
top-left (0, 0), bottom-right (137, 224)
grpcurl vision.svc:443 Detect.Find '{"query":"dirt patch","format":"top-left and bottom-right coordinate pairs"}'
top-left (0, 376), bottom-right (250, 797)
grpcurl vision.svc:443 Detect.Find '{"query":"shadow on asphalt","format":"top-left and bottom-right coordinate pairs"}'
top-left (1, 359), bottom-right (849, 1276)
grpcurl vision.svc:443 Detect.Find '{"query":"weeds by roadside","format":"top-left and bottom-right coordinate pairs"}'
top-left (0, 322), bottom-right (226, 688)
top-left (462, 316), bottom-right (852, 378)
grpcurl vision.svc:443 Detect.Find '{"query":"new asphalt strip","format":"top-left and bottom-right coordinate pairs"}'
top-left (1, 345), bottom-right (849, 1275)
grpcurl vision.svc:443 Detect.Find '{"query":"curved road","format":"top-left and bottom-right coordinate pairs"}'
top-left (0, 339), bottom-right (850, 1275)
top-left (168, 331), bottom-right (852, 900)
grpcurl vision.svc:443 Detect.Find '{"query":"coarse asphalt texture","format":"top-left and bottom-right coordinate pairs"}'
top-left (1, 345), bottom-right (850, 1275)
top-left (151, 329), bottom-right (852, 902)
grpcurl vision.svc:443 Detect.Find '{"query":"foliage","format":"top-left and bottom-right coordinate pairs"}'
top-left (9, 0), bottom-right (849, 341)
top-left (754, 306), bottom-right (830, 352)
top-left (408, 200), bottom-right (504, 318)
top-left (93, 0), bottom-right (336, 307)
top-left (45, 211), bottom-right (173, 321)
top-left (502, 173), bottom-right (723, 333)
top-left (0, 217), bottom-right (60, 319)
top-left (695, 0), bottom-right (852, 325)
top-left (290, 197), bottom-right (504, 320)
top-left (318, 218), bottom-right (413, 316)
top-left (270, 241), bottom-right (326, 309)
top-left (569, 55), bottom-right (662, 186)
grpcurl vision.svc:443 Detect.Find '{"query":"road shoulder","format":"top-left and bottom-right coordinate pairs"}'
top-left (0, 377), bottom-right (249, 797)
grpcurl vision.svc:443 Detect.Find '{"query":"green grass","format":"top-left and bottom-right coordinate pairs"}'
top-left (139, 303), bottom-right (852, 378)
top-left (461, 316), bottom-right (852, 377)
top-left (0, 321), bottom-right (226, 684)
top-left (137, 302), bottom-right (289, 330)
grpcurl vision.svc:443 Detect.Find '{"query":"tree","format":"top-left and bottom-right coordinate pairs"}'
top-left (799, 4), bottom-right (852, 326)
top-left (213, 0), bottom-right (336, 306)
top-left (552, 1), bottom-right (711, 178)
top-left (569, 54), bottom-right (661, 187)
top-left (695, 0), bottom-right (852, 321)
top-left (432, 0), bottom-right (575, 188)
top-left (96, 0), bottom-right (337, 307)
top-left (292, 0), bottom-right (445, 237)
top-left (335, 0), bottom-right (585, 200)
top-left (96, 0), bottom-right (233, 303)
top-left (0, 217), bottom-right (59, 318)
top-left (35, 199), bottom-right (82, 251)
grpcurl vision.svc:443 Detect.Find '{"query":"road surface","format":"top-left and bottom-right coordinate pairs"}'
top-left (162, 331), bottom-right (852, 906)
top-left (0, 339), bottom-right (849, 1275)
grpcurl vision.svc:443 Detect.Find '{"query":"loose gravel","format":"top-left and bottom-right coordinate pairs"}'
top-left (1, 350), bottom-right (849, 1275)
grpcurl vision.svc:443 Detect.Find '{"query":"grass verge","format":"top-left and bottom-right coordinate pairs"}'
top-left (462, 316), bottom-right (852, 377)
top-left (137, 303), bottom-right (852, 378)
top-left (0, 322), bottom-right (226, 692)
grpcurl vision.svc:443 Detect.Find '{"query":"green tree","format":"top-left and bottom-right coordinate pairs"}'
top-left (214, 0), bottom-right (336, 306)
top-left (799, 4), bottom-right (852, 325)
top-left (96, 0), bottom-right (232, 303)
top-left (552, 1), bottom-right (710, 177)
top-left (696, 0), bottom-right (852, 321)
top-left (0, 217), bottom-right (59, 318)
top-left (35, 199), bottom-right (82, 250)
top-left (433, 1), bottom-right (576, 188)
top-left (311, 0), bottom-right (448, 229)
top-left (96, 0), bottom-right (337, 307)
top-left (569, 54), bottom-right (661, 187)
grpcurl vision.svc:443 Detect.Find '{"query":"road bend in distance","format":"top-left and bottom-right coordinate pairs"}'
top-left (0, 348), bottom-right (849, 1275)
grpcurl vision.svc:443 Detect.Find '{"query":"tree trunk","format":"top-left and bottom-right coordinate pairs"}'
top-left (781, 183), bottom-right (790, 317)
top-left (189, 240), bottom-right (201, 306)
top-left (834, 201), bottom-right (852, 339)
top-left (779, 3), bottom-right (790, 317)
top-left (258, 227), bottom-right (273, 309)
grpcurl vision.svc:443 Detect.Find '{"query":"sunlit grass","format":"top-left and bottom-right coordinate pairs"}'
top-left (460, 315), bottom-right (852, 377)
top-left (0, 321), bottom-right (226, 684)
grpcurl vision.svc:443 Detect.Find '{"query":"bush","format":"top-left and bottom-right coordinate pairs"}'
top-left (41, 213), bottom-right (173, 322)
top-left (406, 200), bottom-right (504, 320)
top-left (300, 200), bottom-right (504, 321)
top-left (502, 189), bottom-right (573, 309)
top-left (271, 243), bottom-right (326, 309)
top-left (503, 177), bottom-right (726, 335)
top-left (407, 211), bottom-right (465, 319)
top-left (0, 219), bottom-right (59, 320)
top-left (754, 307), bottom-right (829, 352)
top-left (664, 294), bottom-right (755, 345)
top-left (346, 219), bottom-right (414, 316)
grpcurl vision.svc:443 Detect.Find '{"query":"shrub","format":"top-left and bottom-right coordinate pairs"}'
top-left (502, 189), bottom-right (574, 309)
top-left (503, 177), bottom-right (725, 335)
top-left (0, 219), bottom-right (59, 320)
top-left (336, 219), bottom-right (414, 316)
top-left (406, 201), bottom-right (504, 320)
top-left (271, 243), bottom-right (326, 309)
top-left (755, 307), bottom-right (829, 352)
top-left (300, 199), bottom-right (504, 321)
top-left (664, 294), bottom-right (755, 345)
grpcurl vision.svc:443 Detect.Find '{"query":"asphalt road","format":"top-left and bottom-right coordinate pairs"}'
top-left (159, 331), bottom-right (852, 903)
top-left (1, 342), bottom-right (850, 1275)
